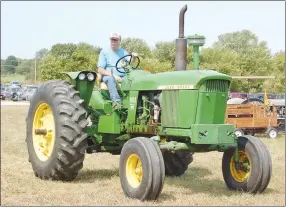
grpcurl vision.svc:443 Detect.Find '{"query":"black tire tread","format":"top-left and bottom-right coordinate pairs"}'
top-left (222, 135), bottom-right (265, 193)
top-left (26, 80), bottom-right (88, 181)
top-left (247, 135), bottom-right (272, 193)
top-left (119, 137), bottom-right (165, 201)
top-left (163, 151), bottom-right (194, 176)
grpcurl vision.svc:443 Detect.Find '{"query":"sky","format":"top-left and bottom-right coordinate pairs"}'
top-left (1, 1), bottom-right (285, 59)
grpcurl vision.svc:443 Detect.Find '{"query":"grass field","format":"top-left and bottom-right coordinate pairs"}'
top-left (1, 106), bottom-right (285, 206)
top-left (1, 74), bottom-right (26, 84)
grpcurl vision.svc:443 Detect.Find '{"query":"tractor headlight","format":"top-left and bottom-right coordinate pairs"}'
top-left (87, 73), bottom-right (95, 81)
top-left (78, 73), bottom-right (86, 80)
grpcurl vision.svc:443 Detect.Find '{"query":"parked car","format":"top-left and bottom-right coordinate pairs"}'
top-left (230, 92), bottom-right (248, 99)
top-left (19, 85), bottom-right (38, 101)
top-left (0, 89), bottom-right (7, 100)
top-left (5, 86), bottom-right (21, 100)
top-left (272, 93), bottom-right (285, 100)
top-left (249, 93), bottom-right (276, 101)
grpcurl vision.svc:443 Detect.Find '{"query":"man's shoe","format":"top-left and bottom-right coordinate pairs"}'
top-left (112, 101), bottom-right (122, 110)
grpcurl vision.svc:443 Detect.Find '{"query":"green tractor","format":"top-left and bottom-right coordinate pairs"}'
top-left (26, 5), bottom-right (272, 201)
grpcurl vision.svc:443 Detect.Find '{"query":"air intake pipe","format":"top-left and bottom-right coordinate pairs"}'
top-left (175, 5), bottom-right (187, 71)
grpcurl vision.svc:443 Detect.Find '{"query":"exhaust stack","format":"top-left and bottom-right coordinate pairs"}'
top-left (175, 5), bottom-right (188, 71)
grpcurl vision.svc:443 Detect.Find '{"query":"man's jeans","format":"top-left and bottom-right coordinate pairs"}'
top-left (102, 75), bottom-right (122, 103)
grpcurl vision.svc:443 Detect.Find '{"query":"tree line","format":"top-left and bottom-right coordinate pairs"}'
top-left (1, 29), bottom-right (285, 93)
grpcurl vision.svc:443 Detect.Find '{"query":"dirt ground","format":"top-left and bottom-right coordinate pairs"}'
top-left (1, 106), bottom-right (285, 206)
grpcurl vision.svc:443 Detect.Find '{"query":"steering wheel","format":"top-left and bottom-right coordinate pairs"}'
top-left (115, 54), bottom-right (140, 74)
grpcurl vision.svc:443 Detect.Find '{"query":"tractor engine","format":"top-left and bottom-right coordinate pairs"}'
top-left (135, 91), bottom-right (162, 125)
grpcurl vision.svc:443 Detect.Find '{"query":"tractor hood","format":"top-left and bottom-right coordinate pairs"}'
top-left (123, 69), bottom-right (232, 91)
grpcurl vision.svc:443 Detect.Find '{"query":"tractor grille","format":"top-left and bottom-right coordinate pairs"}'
top-left (201, 80), bottom-right (229, 93)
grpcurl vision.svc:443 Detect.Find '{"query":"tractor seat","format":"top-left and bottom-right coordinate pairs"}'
top-left (97, 74), bottom-right (122, 90)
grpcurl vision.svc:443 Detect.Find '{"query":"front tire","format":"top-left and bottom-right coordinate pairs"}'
top-left (266, 127), bottom-right (278, 139)
top-left (26, 80), bottom-right (88, 181)
top-left (119, 137), bottom-right (165, 201)
top-left (222, 135), bottom-right (272, 193)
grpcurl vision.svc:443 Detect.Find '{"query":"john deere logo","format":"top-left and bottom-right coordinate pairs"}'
top-left (157, 85), bottom-right (194, 90)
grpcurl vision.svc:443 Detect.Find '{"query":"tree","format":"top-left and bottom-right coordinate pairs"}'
top-left (50, 43), bottom-right (77, 58)
top-left (38, 43), bottom-right (99, 81)
top-left (16, 60), bottom-right (33, 75)
top-left (120, 38), bottom-right (151, 59)
top-left (213, 30), bottom-right (260, 54)
top-left (212, 30), bottom-right (272, 74)
top-left (36, 48), bottom-right (49, 60)
top-left (77, 42), bottom-right (101, 55)
top-left (140, 58), bottom-right (173, 73)
top-left (263, 51), bottom-right (285, 93)
top-left (1, 59), bottom-right (4, 74)
top-left (212, 30), bottom-right (273, 92)
top-left (152, 41), bottom-right (176, 65)
top-left (4, 55), bottom-right (18, 74)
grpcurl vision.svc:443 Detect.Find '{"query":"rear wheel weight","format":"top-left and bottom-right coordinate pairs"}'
top-left (222, 135), bottom-right (265, 193)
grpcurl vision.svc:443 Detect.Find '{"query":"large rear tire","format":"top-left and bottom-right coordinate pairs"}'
top-left (163, 151), bottom-right (194, 176)
top-left (26, 80), bottom-right (88, 181)
top-left (119, 137), bottom-right (165, 201)
top-left (222, 135), bottom-right (272, 193)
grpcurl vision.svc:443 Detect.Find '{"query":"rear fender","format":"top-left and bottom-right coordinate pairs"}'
top-left (65, 71), bottom-right (97, 108)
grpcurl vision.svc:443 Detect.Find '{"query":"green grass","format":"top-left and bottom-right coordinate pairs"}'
top-left (1, 73), bottom-right (26, 84)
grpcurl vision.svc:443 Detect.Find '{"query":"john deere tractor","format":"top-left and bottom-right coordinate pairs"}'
top-left (26, 5), bottom-right (272, 201)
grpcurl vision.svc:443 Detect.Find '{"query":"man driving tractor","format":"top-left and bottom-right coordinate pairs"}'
top-left (97, 32), bottom-right (137, 109)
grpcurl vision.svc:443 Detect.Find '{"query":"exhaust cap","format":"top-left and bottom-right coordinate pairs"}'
top-left (179, 5), bottom-right (187, 38)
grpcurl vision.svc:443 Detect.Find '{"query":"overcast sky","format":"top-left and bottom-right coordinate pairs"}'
top-left (1, 1), bottom-right (285, 59)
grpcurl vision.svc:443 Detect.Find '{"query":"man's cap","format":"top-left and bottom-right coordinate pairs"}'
top-left (110, 32), bottom-right (121, 40)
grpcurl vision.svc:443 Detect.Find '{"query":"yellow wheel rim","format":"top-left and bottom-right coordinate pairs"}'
top-left (230, 150), bottom-right (251, 182)
top-left (32, 102), bottom-right (56, 162)
top-left (126, 154), bottom-right (143, 188)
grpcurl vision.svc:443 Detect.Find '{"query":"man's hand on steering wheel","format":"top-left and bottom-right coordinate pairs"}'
top-left (115, 54), bottom-right (140, 74)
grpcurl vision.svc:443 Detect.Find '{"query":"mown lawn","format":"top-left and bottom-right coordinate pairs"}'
top-left (1, 106), bottom-right (285, 206)
top-left (1, 73), bottom-right (26, 84)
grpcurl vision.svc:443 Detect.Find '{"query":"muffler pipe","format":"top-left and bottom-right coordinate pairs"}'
top-left (179, 5), bottom-right (187, 38)
top-left (175, 5), bottom-right (188, 71)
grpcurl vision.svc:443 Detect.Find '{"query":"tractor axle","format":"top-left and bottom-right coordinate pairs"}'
top-left (35, 128), bottom-right (47, 135)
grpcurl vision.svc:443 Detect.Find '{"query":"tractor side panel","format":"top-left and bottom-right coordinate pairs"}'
top-left (127, 91), bottom-right (139, 125)
top-left (89, 91), bottom-right (112, 113)
top-left (191, 124), bottom-right (236, 144)
top-left (161, 90), bottom-right (198, 128)
top-left (98, 113), bottom-right (121, 134)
